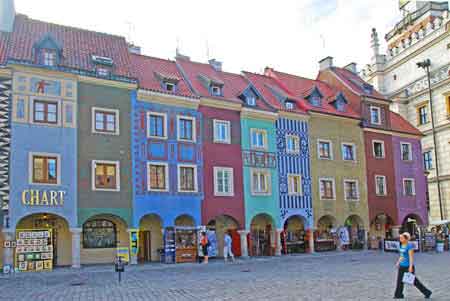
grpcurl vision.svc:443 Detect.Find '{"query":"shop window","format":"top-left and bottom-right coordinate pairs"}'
top-left (416, 104), bottom-right (428, 125)
top-left (177, 115), bottom-right (196, 142)
top-left (213, 119), bottom-right (231, 144)
top-left (178, 164), bottom-right (197, 192)
top-left (147, 112), bottom-right (167, 139)
top-left (286, 135), bottom-right (300, 154)
top-left (342, 143), bottom-right (356, 161)
top-left (423, 151), bottom-right (433, 170)
top-left (214, 167), bottom-right (234, 196)
top-left (92, 160), bottom-right (120, 191)
top-left (344, 180), bottom-right (359, 201)
top-left (372, 140), bottom-right (385, 158)
top-left (147, 162), bottom-right (168, 191)
top-left (83, 219), bottom-right (117, 249)
top-left (251, 128), bottom-right (267, 150)
top-left (92, 107), bottom-right (119, 135)
top-left (288, 174), bottom-right (302, 195)
top-left (251, 169), bottom-right (271, 195)
top-left (400, 142), bottom-right (412, 161)
top-left (403, 178), bottom-right (416, 196)
top-left (31, 154), bottom-right (58, 184)
top-left (370, 106), bottom-right (381, 125)
top-left (319, 178), bottom-right (335, 200)
top-left (375, 175), bottom-right (387, 196)
top-left (33, 100), bottom-right (58, 124)
top-left (318, 139), bottom-right (332, 160)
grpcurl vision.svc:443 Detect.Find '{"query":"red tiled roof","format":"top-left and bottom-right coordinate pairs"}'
top-left (6, 14), bottom-right (133, 77)
top-left (176, 58), bottom-right (248, 104)
top-left (390, 111), bottom-right (423, 136)
top-left (329, 67), bottom-right (387, 100)
top-left (130, 54), bottom-right (195, 98)
top-left (267, 69), bottom-right (360, 119)
top-left (0, 32), bottom-right (9, 65)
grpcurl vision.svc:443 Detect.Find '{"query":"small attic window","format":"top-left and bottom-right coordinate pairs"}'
top-left (246, 95), bottom-right (256, 106)
top-left (164, 81), bottom-right (176, 92)
top-left (285, 101), bottom-right (295, 110)
top-left (335, 100), bottom-right (346, 112)
top-left (43, 49), bottom-right (57, 66)
top-left (310, 95), bottom-right (321, 106)
top-left (211, 85), bottom-right (222, 96)
top-left (362, 83), bottom-right (374, 94)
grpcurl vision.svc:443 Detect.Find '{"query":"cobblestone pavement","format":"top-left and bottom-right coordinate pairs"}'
top-left (1, 251), bottom-right (449, 300)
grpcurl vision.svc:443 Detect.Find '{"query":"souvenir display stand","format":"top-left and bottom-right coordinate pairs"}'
top-left (174, 226), bottom-right (197, 263)
top-left (163, 227), bottom-right (176, 264)
top-left (282, 230), bottom-right (307, 254)
top-left (314, 230), bottom-right (336, 252)
top-left (15, 229), bottom-right (53, 272)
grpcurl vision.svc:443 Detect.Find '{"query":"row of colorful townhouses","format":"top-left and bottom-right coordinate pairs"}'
top-left (0, 7), bottom-right (428, 270)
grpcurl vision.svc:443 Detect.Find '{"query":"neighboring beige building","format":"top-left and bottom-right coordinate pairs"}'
top-left (362, 1), bottom-right (450, 222)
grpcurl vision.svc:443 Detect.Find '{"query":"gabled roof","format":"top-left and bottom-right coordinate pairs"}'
top-left (130, 54), bottom-right (195, 98)
top-left (390, 111), bottom-right (423, 136)
top-left (0, 32), bottom-right (9, 66)
top-left (176, 58), bottom-right (248, 104)
top-left (5, 14), bottom-right (133, 78)
top-left (267, 69), bottom-right (360, 119)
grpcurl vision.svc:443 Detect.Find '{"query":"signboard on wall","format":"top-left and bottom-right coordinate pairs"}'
top-left (129, 229), bottom-right (139, 257)
top-left (384, 239), bottom-right (419, 252)
top-left (15, 229), bottom-right (53, 272)
top-left (116, 248), bottom-right (130, 263)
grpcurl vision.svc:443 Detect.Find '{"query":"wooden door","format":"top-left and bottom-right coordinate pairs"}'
top-left (138, 231), bottom-right (151, 262)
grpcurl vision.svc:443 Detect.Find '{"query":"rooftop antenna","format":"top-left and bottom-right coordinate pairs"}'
top-left (125, 21), bottom-right (135, 43)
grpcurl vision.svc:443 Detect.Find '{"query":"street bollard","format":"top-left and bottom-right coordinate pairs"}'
top-left (115, 257), bottom-right (125, 283)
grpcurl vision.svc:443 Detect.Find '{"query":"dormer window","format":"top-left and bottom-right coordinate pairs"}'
top-left (164, 81), bottom-right (176, 92)
top-left (34, 35), bottom-right (62, 67)
top-left (43, 49), bottom-right (57, 66)
top-left (285, 101), bottom-right (295, 110)
top-left (310, 95), bottom-right (321, 106)
top-left (247, 96), bottom-right (256, 106)
top-left (211, 85), bottom-right (222, 96)
top-left (92, 55), bottom-right (114, 77)
top-left (336, 101), bottom-right (345, 112)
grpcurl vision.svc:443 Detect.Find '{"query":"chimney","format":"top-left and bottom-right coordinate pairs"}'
top-left (264, 67), bottom-right (275, 77)
top-left (0, 0), bottom-right (15, 32)
top-left (208, 59), bottom-right (222, 72)
top-left (128, 44), bottom-right (141, 55)
top-left (319, 56), bottom-right (333, 71)
top-left (344, 62), bottom-right (357, 73)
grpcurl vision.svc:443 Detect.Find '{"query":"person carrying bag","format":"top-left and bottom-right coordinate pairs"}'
top-left (394, 232), bottom-right (432, 299)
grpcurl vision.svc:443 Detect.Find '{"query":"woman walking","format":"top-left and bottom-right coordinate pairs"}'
top-left (394, 232), bottom-right (432, 299)
top-left (200, 232), bottom-right (209, 264)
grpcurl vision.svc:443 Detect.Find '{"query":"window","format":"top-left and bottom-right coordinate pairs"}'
top-left (318, 140), bottom-right (332, 160)
top-left (214, 167), bottom-right (234, 196)
top-left (288, 174), bottom-right (302, 195)
top-left (164, 81), bottom-right (176, 92)
top-left (43, 50), bottom-right (56, 66)
top-left (401, 142), bottom-right (412, 161)
top-left (370, 106), bottom-right (381, 125)
top-left (96, 67), bottom-right (110, 77)
top-left (319, 178), bottom-right (335, 200)
top-left (147, 112), bottom-right (167, 139)
top-left (33, 100), bottom-right (58, 124)
top-left (251, 129), bottom-right (267, 150)
top-left (246, 96), bottom-right (256, 106)
top-left (342, 143), bottom-right (356, 161)
top-left (177, 115), bottom-right (196, 142)
top-left (211, 85), bottom-right (222, 96)
top-left (178, 164), bottom-right (197, 192)
top-left (251, 169), bottom-right (271, 195)
top-left (416, 104), bottom-right (428, 125)
top-left (403, 178), bottom-right (416, 196)
top-left (285, 101), bottom-right (295, 110)
top-left (92, 160), bottom-right (120, 191)
top-left (16, 97), bottom-right (25, 119)
top-left (423, 151), bottom-right (433, 170)
top-left (336, 100), bottom-right (346, 112)
top-left (31, 155), bottom-right (58, 184)
top-left (310, 95), bottom-right (321, 106)
top-left (92, 108), bottom-right (119, 135)
top-left (372, 140), bottom-right (385, 158)
top-left (147, 162), bottom-right (168, 191)
top-left (375, 175), bottom-right (387, 196)
top-left (344, 180), bottom-right (359, 201)
top-left (83, 220), bottom-right (117, 249)
top-left (286, 135), bottom-right (300, 154)
top-left (213, 120), bottom-right (231, 144)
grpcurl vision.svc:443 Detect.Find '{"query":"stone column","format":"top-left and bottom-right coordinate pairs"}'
top-left (127, 229), bottom-right (138, 265)
top-left (2, 229), bottom-right (15, 268)
top-left (308, 229), bottom-right (315, 254)
top-left (238, 230), bottom-right (249, 258)
top-left (70, 228), bottom-right (82, 268)
top-left (275, 229), bottom-right (283, 256)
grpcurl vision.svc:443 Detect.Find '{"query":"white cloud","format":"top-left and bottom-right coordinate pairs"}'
top-left (16, 0), bottom-right (401, 78)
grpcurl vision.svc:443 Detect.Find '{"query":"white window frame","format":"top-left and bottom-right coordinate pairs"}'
top-left (250, 128), bottom-right (268, 150)
top-left (177, 164), bottom-right (198, 193)
top-left (372, 140), bottom-right (385, 159)
top-left (147, 111), bottom-right (168, 139)
top-left (343, 179), bottom-right (359, 201)
top-left (213, 119), bottom-right (231, 144)
top-left (91, 107), bottom-right (120, 135)
top-left (317, 139), bottom-right (333, 160)
top-left (91, 160), bottom-right (121, 192)
top-left (403, 178), bottom-right (416, 196)
top-left (164, 81), bottom-right (176, 92)
top-left (287, 174), bottom-right (303, 196)
top-left (400, 142), bottom-right (413, 161)
top-left (341, 142), bottom-right (356, 162)
top-left (285, 102), bottom-right (294, 110)
top-left (319, 177), bottom-right (336, 200)
top-left (30, 97), bottom-right (62, 127)
top-left (147, 162), bottom-right (169, 192)
top-left (28, 152), bottom-right (61, 186)
top-left (211, 85), bottom-right (222, 96)
top-left (247, 95), bottom-right (256, 106)
top-left (286, 135), bottom-right (300, 154)
top-left (375, 175), bottom-right (387, 196)
top-left (213, 167), bottom-right (234, 196)
top-left (177, 115), bottom-right (196, 142)
top-left (43, 50), bottom-right (56, 66)
top-left (250, 168), bottom-right (271, 196)
top-left (370, 106), bottom-right (381, 125)
top-left (423, 150), bottom-right (433, 170)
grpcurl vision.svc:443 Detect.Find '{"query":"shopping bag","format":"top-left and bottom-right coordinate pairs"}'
top-left (402, 272), bottom-right (415, 285)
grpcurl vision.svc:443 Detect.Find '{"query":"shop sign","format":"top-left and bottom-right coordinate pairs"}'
top-left (21, 190), bottom-right (66, 206)
top-left (129, 229), bottom-right (139, 257)
top-left (384, 239), bottom-right (419, 251)
top-left (116, 247), bottom-right (129, 263)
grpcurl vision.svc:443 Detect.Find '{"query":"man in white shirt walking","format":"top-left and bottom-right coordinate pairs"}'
top-left (224, 230), bottom-right (235, 262)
